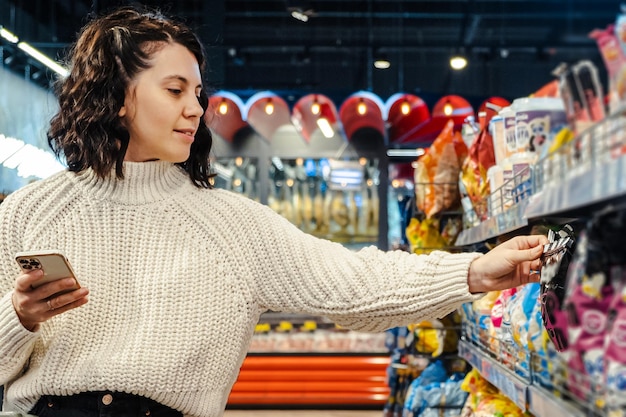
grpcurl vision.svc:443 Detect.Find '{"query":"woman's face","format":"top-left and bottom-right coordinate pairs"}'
top-left (119, 42), bottom-right (204, 163)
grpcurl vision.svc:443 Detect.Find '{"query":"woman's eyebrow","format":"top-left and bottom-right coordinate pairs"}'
top-left (163, 74), bottom-right (202, 89)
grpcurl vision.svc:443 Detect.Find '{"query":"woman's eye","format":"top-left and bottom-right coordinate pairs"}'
top-left (168, 89), bottom-right (182, 95)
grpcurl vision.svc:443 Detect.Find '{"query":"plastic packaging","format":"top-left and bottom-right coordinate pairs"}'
top-left (489, 116), bottom-right (506, 167)
top-left (486, 165), bottom-right (504, 216)
top-left (513, 97), bottom-right (567, 160)
top-left (509, 151), bottom-right (536, 204)
top-left (499, 105), bottom-right (517, 162)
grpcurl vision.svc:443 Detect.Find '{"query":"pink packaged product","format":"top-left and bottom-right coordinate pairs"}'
top-left (563, 274), bottom-right (613, 401)
top-left (589, 24), bottom-right (626, 112)
top-left (604, 268), bottom-right (626, 415)
top-left (565, 210), bottom-right (626, 405)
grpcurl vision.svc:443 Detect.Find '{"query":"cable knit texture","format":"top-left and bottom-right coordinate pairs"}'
top-left (0, 161), bottom-right (482, 416)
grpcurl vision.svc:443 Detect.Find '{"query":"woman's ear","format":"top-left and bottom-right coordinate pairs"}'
top-left (118, 105), bottom-right (127, 118)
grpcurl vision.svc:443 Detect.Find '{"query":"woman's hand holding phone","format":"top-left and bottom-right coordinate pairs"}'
top-left (12, 251), bottom-right (89, 332)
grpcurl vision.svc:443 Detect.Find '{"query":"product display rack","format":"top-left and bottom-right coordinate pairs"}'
top-left (456, 110), bottom-right (626, 416)
top-left (458, 340), bottom-right (588, 417)
top-left (456, 109), bottom-right (626, 246)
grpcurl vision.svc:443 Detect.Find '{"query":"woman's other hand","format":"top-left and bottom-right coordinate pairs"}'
top-left (11, 269), bottom-right (89, 331)
top-left (468, 234), bottom-right (549, 294)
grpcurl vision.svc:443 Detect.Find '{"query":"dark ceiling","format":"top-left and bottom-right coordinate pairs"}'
top-left (1, 0), bottom-right (622, 108)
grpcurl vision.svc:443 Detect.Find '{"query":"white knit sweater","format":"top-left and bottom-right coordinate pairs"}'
top-left (0, 161), bottom-right (481, 416)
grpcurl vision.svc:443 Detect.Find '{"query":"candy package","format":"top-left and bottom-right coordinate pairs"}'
top-left (414, 120), bottom-right (467, 218)
top-left (539, 224), bottom-right (576, 352)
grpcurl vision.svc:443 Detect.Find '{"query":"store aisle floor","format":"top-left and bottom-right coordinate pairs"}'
top-left (224, 410), bottom-right (382, 416)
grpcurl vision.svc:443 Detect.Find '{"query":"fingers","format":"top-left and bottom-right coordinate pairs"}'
top-left (13, 270), bottom-right (89, 330)
top-left (47, 288), bottom-right (90, 313)
top-left (506, 234), bottom-right (549, 250)
top-left (14, 269), bottom-right (44, 291)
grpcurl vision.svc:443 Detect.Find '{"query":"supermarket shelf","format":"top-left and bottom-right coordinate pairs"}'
top-left (456, 111), bottom-right (626, 246)
top-left (458, 340), bottom-right (529, 411)
top-left (458, 340), bottom-right (593, 417)
top-left (455, 199), bottom-right (529, 246)
top-left (525, 153), bottom-right (626, 220)
top-left (527, 385), bottom-right (586, 417)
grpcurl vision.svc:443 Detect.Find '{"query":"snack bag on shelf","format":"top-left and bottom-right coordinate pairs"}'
top-left (564, 272), bottom-right (613, 401)
top-left (604, 274), bottom-right (626, 416)
top-left (408, 313), bottom-right (461, 357)
top-left (532, 79), bottom-right (560, 98)
top-left (539, 224), bottom-right (576, 352)
top-left (473, 291), bottom-right (501, 347)
top-left (460, 368), bottom-right (499, 411)
top-left (562, 211), bottom-right (626, 403)
top-left (403, 360), bottom-right (449, 417)
top-left (414, 120), bottom-right (467, 218)
top-left (589, 24), bottom-right (626, 113)
top-left (405, 217), bottom-right (447, 254)
top-left (489, 287), bottom-right (517, 353)
top-left (511, 283), bottom-right (540, 348)
top-left (473, 393), bottom-right (527, 417)
top-left (510, 283), bottom-right (541, 376)
top-left (528, 299), bottom-right (552, 388)
top-left (412, 377), bottom-right (468, 417)
top-left (460, 369), bottom-right (529, 417)
top-left (440, 216), bottom-right (462, 247)
top-left (460, 103), bottom-right (500, 221)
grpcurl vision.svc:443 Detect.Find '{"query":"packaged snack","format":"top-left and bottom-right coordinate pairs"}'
top-left (605, 276), bottom-right (626, 415)
top-left (490, 287), bottom-right (517, 352)
top-left (589, 24), bottom-right (626, 113)
top-left (540, 225), bottom-right (576, 352)
top-left (511, 283), bottom-right (541, 352)
top-left (513, 97), bottom-right (567, 160)
top-left (414, 120), bottom-right (467, 218)
top-left (564, 273), bottom-right (613, 401)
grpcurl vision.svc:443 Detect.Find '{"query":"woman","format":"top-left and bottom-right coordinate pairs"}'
top-left (0, 6), bottom-right (548, 417)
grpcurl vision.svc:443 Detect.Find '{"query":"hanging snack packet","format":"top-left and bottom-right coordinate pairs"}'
top-left (539, 224), bottom-right (576, 352)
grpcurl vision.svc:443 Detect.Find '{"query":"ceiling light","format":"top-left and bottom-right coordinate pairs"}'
top-left (18, 41), bottom-right (69, 77)
top-left (316, 118), bottom-right (334, 138)
top-left (288, 3), bottom-right (315, 23)
top-left (218, 99), bottom-right (228, 115)
top-left (374, 58), bottom-right (390, 69)
top-left (264, 98), bottom-right (274, 115)
top-left (0, 27), bottom-right (19, 43)
top-left (311, 97), bottom-right (320, 115)
top-left (357, 99), bottom-right (367, 115)
top-left (450, 55), bottom-right (468, 70)
top-left (400, 100), bottom-right (410, 115)
top-left (291, 10), bottom-right (309, 22)
top-left (386, 148), bottom-right (426, 157)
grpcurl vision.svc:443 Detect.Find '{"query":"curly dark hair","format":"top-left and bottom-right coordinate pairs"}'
top-left (47, 6), bottom-right (213, 188)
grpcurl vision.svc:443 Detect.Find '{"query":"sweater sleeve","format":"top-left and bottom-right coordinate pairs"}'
top-left (0, 190), bottom-right (41, 386)
top-left (243, 200), bottom-right (483, 332)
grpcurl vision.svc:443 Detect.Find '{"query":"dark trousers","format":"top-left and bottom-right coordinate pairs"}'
top-left (28, 391), bottom-right (182, 417)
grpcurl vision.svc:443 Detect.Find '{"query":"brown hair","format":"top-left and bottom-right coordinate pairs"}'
top-left (47, 6), bottom-right (213, 188)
